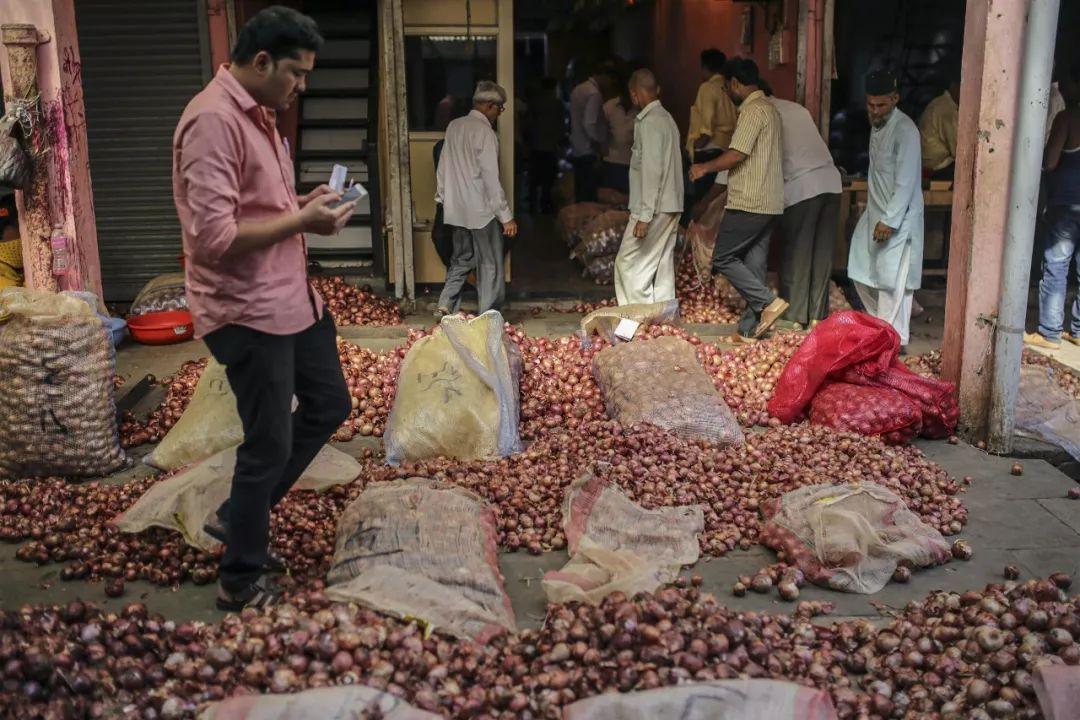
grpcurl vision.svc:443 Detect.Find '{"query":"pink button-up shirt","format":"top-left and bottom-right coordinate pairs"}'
top-left (173, 66), bottom-right (322, 338)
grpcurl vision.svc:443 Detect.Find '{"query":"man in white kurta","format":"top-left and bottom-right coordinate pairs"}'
top-left (849, 69), bottom-right (924, 347)
top-left (614, 69), bottom-right (685, 306)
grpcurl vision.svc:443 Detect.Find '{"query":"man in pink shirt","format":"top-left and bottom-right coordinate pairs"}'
top-left (173, 6), bottom-right (356, 610)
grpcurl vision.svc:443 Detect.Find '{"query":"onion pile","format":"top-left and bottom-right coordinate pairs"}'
top-left (673, 251), bottom-right (746, 324)
top-left (365, 420), bottom-right (965, 556)
top-left (119, 360), bottom-right (207, 448)
top-left (0, 471), bottom-right (372, 591)
top-left (1, 579), bottom-right (1075, 719)
top-left (310, 277), bottom-right (402, 327)
top-left (332, 336), bottom-right (420, 441)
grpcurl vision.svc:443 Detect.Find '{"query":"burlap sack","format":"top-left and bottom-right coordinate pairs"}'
top-left (145, 359), bottom-right (242, 471)
top-left (129, 272), bottom-right (187, 316)
top-left (0, 288), bottom-right (126, 478)
top-left (384, 311), bottom-right (521, 464)
top-left (594, 336), bottom-right (744, 446)
top-left (115, 444), bottom-right (360, 551)
top-left (326, 478), bottom-right (516, 641)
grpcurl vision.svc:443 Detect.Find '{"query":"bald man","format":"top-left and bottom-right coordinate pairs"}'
top-left (614, 69), bottom-right (684, 306)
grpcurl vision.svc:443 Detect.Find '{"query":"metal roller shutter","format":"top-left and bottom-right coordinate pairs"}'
top-left (76, 0), bottom-right (209, 301)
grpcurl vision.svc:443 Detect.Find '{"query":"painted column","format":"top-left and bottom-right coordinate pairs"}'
top-left (0, 0), bottom-right (101, 295)
top-left (939, 0), bottom-right (1028, 442)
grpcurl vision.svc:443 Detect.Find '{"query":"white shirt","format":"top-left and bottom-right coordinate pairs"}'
top-left (435, 110), bottom-right (513, 230)
top-left (768, 97), bottom-right (842, 208)
top-left (629, 100), bottom-right (684, 222)
top-left (569, 78), bottom-right (605, 157)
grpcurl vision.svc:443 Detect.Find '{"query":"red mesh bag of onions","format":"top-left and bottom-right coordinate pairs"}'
top-left (760, 482), bottom-right (951, 594)
top-left (809, 381), bottom-right (923, 445)
top-left (835, 361), bottom-right (959, 439)
top-left (767, 311), bottom-right (900, 423)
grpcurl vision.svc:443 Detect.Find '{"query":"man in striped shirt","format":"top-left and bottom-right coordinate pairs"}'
top-left (690, 58), bottom-right (788, 341)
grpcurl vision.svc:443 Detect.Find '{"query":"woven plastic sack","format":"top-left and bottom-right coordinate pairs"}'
top-left (583, 253), bottom-right (616, 284)
top-left (809, 381), bottom-right (923, 445)
top-left (685, 188), bottom-right (727, 283)
top-left (115, 444), bottom-right (359, 551)
top-left (571, 209), bottom-right (629, 260)
top-left (1015, 364), bottom-right (1080, 460)
top-left (767, 310), bottom-right (901, 423)
top-left (129, 272), bottom-right (187, 316)
top-left (0, 288), bottom-right (126, 478)
top-left (199, 685), bottom-right (443, 720)
top-left (1033, 665), bottom-right (1080, 720)
top-left (556, 202), bottom-right (610, 246)
top-left (594, 336), bottom-right (744, 446)
top-left (562, 680), bottom-right (838, 720)
top-left (543, 471), bottom-right (703, 605)
top-left (760, 482), bottom-right (951, 594)
top-left (145, 359), bottom-right (242, 471)
top-left (326, 478), bottom-right (516, 641)
top-left (580, 298), bottom-right (679, 348)
top-left (384, 311), bottom-right (520, 464)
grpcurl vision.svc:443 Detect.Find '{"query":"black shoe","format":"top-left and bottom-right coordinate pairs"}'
top-left (216, 575), bottom-right (284, 612)
top-left (203, 516), bottom-right (288, 575)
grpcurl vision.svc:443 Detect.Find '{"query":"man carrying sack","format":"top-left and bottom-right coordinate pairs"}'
top-left (172, 6), bottom-right (355, 610)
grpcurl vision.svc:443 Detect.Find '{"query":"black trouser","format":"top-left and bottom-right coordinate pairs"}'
top-left (572, 154), bottom-right (598, 202)
top-left (711, 209), bottom-right (779, 336)
top-left (531, 150), bottom-right (557, 212)
top-left (601, 161), bottom-right (630, 195)
top-left (203, 312), bottom-right (351, 593)
top-left (930, 163), bottom-right (955, 182)
top-left (690, 147), bottom-right (725, 198)
top-left (779, 193), bottom-right (841, 325)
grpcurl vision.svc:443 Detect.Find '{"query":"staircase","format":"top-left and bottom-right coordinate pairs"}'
top-left (295, 0), bottom-right (383, 276)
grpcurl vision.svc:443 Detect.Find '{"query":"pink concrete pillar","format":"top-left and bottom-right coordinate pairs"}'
top-left (940, 0), bottom-right (1027, 441)
top-left (0, 0), bottom-right (101, 295)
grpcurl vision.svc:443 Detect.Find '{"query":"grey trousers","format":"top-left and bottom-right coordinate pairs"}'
top-left (779, 192), bottom-right (841, 325)
top-left (712, 209), bottom-right (779, 334)
top-left (437, 219), bottom-right (505, 313)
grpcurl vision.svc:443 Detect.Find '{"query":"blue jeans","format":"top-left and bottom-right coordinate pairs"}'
top-left (1038, 205), bottom-right (1080, 340)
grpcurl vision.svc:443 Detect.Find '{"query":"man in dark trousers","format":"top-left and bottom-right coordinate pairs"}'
top-left (172, 6), bottom-right (355, 610)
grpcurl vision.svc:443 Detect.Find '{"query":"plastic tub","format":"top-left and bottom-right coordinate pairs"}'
top-left (127, 310), bottom-right (194, 345)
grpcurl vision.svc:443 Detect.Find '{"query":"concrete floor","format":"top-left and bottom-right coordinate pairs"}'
top-left (3, 302), bottom-right (1079, 633)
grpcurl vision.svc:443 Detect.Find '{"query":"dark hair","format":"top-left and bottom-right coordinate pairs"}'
top-left (728, 57), bottom-right (761, 87)
top-left (701, 49), bottom-right (727, 75)
top-left (231, 6), bottom-right (323, 65)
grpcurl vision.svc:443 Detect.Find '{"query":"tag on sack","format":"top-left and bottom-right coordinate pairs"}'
top-left (614, 318), bottom-right (640, 342)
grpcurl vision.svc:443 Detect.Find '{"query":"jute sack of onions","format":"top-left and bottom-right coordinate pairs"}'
top-left (593, 336), bottom-right (744, 447)
top-left (115, 444), bottom-right (360, 551)
top-left (199, 685), bottom-right (443, 720)
top-left (685, 187), bottom-right (726, 283)
top-left (759, 482), bottom-right (951, 594)
top-left (572, 209), bottom-right (630, 261)
top-left (326, 478), bottom-right (516, 641)
top-left (556, 202), bottom-right (610, 247)
top-left (562, 680), bottom-right (838, 720)
top-left (583, 253), bottom-right (616, 284)
top-left (0, 288), bottom-right (126, 478)
top-left (543, 471), bottom-right (702, 605)
top-left (384, 311), bottom-right (521, 464)
top-left (144, 359), bottom-right (242, 471)
top-left (579, 298), bottom-right (679, 348)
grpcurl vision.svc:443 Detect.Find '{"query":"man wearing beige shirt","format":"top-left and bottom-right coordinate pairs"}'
top-left (690, 58), bottom-right (788, 340)
top-left (686, 49), bottom-right (738, 202)
top-left (614, 69), bottom-right (684, 305)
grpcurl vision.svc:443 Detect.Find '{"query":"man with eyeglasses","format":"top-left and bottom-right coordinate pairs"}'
top-left (435, 81), bottom-right (518, 318)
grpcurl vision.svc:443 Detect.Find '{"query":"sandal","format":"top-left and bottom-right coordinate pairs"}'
top-left (203, 517), bottom-right (289, 575)
top-left (216, 575), bottom-right (284, 611)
